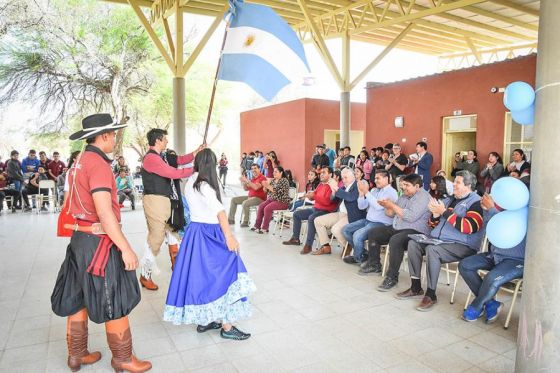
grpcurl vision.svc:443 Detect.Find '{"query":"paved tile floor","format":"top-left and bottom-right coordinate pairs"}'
top-left (0, 189), bottom-right (519, 372)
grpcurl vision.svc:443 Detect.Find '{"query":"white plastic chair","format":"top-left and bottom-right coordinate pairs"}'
top-left (272, 184), bottom-right (299, 235)
top-left (37, 180), bottom-right (58, 213)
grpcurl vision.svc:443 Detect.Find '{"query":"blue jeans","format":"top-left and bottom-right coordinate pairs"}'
top-left (459, 253), bottom-right (524, 312)
top-left (342, 219), bottom-right (386, 260)
top-left (291, 208), bottom-right (329, 246)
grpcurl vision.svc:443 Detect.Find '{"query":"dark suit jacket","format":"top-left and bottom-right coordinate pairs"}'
top-left (416, 152), bottom-right (433, 190)
top-left (333, 181), bottom-right (367, 223)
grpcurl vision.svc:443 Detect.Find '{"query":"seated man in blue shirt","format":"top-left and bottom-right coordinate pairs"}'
top-left (21, 149), bottom-right (40, 176)
top-left (366, 174), bottom-right (432, 290)
top-left (116, 168), bottom-right (135, 210)
top-left (342, 169), bottom-right (398, 265)
top-left (459, 193), bottom-right (526, 323)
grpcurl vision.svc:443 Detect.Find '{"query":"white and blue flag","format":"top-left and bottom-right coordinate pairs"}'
top-left (218, 0), bottom-right (310, 101)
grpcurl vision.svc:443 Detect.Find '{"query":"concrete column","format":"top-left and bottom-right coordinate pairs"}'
top-left (173, 77), bottom-right (186, 154)
top-left (340, 91), bottom-right (350, 148)
top-left (515, 0), bottom-right (560, 371)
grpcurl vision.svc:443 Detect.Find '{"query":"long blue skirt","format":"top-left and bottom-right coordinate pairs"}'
top-left (163, 222), bottom-right (256, 325)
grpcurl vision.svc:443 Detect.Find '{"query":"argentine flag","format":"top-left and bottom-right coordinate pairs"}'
top-left (218, 0), bottom-right (310, 101)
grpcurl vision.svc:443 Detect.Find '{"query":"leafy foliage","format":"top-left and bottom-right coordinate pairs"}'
top-left (0, 0), bottom-right (231, 156)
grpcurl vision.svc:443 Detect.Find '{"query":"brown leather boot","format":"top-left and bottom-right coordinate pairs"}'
top-left (311, 244), bottom-right (332, 255)
top-left (106, 318), bottom-right (152, 373)
top-left (67, 314), bottom-right (102, 372)
top-left (139, 275), bottom-right (158, 291)
top-left (168, 244), bottom-right (179, 271)
top-left (300, 244), bottom-right (312, 255)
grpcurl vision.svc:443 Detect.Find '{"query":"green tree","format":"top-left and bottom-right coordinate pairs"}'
top-left (0, 0), bottom-right (231, 157)
top-left (0, 0), bottom-right (156, 155)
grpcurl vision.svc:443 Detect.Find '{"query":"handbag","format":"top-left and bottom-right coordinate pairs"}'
top-left (57, 152), bottom-right (83, 237)
top-left (57, 198), bottom-right (76, 237)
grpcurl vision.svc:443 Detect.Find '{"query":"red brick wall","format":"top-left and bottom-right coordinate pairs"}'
top-left (240, 98), bottom-right (366, 189)
top-left (365, 54), bottom-right (537, 173)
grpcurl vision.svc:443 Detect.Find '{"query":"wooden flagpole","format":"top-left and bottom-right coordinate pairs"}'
top-left (203, 23), bottom-right (229, 144)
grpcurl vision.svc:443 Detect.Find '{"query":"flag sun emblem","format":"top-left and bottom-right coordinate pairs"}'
top-left (244, 35), bottom-right (255, 47)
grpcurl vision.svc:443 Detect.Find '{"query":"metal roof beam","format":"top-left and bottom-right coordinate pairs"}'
top-left (446, 2), bottom-right (539, 32)
top-left (294, 0), bottom-right (518, 46)
top-left (440, 41), bottom-right (537, 58)
top-left (404, 1), bottom-right (536, 41)
top-left (350, 23), bottom-right (414, 89)
top-left (127, 0), bottom-right (176, 73)
top-left (295, 0), bottom-right (487, 30)
top-left (355, 24), bottom-right (472, 51)
top-left (183, 6), bottom-right (226, 74)
top-left (352, 34), bottom-right (452, 54)
top-left (488, 0), bottom-right (539, 17)
top-left (297, 0), bottom-right (345, 89)
top-left (464, 36), bottom-right (482, 63)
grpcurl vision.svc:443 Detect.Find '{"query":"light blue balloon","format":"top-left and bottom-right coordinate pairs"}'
top-left (487, 208), bottom-right (528, 249)
top-left (491, 176), bottom-right (530, 210)
top-left (503, 81), bottom-right (535, 111)
top-left (511, 104), bottom-right (535, 126)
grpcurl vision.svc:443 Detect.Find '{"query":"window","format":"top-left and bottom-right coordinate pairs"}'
top-left (504, 112), bottom-right (533, 163)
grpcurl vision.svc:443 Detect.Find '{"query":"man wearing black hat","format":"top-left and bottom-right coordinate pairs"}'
top-left (139, 128), bottom-right (204, 291)
top-left (51, 113), bottom-right (151, 372)
top-left (311, 144), bottom-right (330, 171)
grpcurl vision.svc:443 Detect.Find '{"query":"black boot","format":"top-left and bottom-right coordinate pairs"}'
top-left (359, 260), bottom-right (382, 275)
top-left (359, 243), bottom-right (382, 274)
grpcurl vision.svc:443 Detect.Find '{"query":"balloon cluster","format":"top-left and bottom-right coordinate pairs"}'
top-left (486, 177), bottom-right (529, 249)
top-left (503, 81), bottom-right (535, 125)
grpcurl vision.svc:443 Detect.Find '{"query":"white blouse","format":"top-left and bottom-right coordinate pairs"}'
top-left (184, 172), bottom-right (225, 224)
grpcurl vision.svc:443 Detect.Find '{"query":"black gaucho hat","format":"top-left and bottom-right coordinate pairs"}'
top-left (69, 113), bottom-right (127, 141)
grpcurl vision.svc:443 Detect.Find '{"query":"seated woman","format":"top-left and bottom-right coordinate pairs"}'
top-left (355, 150), bottom-right (374, 182)
top-left (252, 166), bottom-right (291, 234)
top-left (333, 170), bottom-right (343, 188)
top-left (506, 148), bottom-right (530, 175)
top-left (481, 151), bottom-right (504, 193)
top-left (459, 194), bottom-right (526, 323)
top-left (354, 166), bottom-right (365, 183)
top-left (291, 170), bottom-right (319, 211)
top-left (284, 169), bottom-right (297, 188)
top-left (429, 175), bottom-right (449, 201)
top-left (435, 169), bottom-right (454, 196)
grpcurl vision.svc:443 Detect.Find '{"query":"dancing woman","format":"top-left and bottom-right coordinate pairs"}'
top-left (163, 148), bottom-right (256, 340)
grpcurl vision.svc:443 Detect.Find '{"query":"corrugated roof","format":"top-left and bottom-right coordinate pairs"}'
top-left (366, 52), bottom-right (536, 88)
top-left (105, 0), bottom-right (540, 56)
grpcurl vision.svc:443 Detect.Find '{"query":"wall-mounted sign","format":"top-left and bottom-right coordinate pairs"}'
top-left (394, 116), bottom-right (404, 128)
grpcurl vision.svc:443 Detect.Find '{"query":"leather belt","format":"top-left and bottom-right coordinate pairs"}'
top-left (63, 220), bottom-right (121, 235)
top-left (64, 221), bottom-right (106, 235)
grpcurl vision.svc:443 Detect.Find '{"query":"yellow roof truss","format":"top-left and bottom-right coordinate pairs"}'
top-left (105, 0), bottom-right (539, 84)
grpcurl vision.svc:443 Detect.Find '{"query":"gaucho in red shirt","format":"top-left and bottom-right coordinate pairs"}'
top-left (50, 113), bottom-right (151, 372)
top-left (282, 167), bottom-right (340, 254)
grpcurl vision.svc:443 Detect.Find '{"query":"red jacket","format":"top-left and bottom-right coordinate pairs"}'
top-left (313, 183), bottom-right (339, 212)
